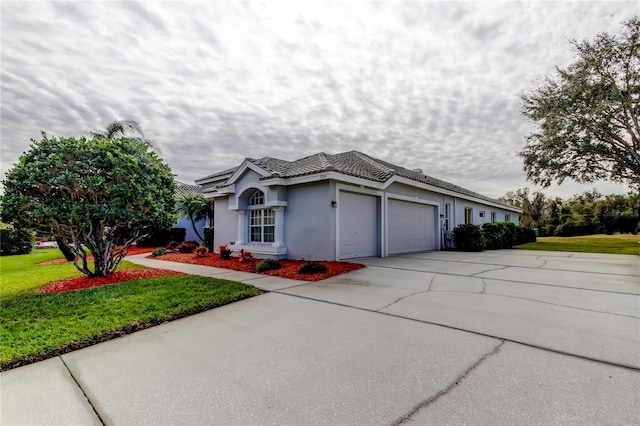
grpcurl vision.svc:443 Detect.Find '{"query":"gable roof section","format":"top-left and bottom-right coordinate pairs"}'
top-left (199, 150), bottom-right (517, 210)
top-left (176, 181), bottom-right (204, 197)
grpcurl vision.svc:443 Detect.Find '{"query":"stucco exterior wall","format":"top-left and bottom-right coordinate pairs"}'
top-left (455, 199), bottom-right (519, 226)
top-left (173, 216), bottom-right (206, 242)
top-left (213, 197), bottom-right (237, 248)
top-left (284, 181), bottom-right (336, 260)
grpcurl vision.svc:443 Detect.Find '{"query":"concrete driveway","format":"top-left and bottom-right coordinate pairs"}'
top-left (2, 250), bottom-right (639, 425)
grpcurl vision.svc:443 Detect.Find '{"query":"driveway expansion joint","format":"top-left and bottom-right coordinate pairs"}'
top-left (390, 341), bottom-right (505, 426)
top-left (59, 356), bottom-right (105, 426)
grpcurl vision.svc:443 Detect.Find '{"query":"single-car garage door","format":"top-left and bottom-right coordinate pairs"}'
top-left (387, 199), bottom-right (435, 255)
top-left (339, 192), bottom-right (378, 259)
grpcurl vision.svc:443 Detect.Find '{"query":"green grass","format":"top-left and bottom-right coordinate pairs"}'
top-left (514, 234), bottom-right (640, 255)
top-left (0, 249), bottom-right (260, 370)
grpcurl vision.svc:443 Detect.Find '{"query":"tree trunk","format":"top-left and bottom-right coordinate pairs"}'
top-left (55, 236), bottom-right (76, 261)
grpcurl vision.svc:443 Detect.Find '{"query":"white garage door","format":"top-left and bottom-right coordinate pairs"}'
top-left (339, 192), bottom-right (378, 259)
top-left (387, 199), bottom-right (435, 255)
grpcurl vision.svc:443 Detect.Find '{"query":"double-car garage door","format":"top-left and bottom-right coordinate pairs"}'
top-left (339, 191), bottom-right (435, 259)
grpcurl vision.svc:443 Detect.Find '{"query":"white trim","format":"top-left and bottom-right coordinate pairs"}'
top-left (265, 200), bottom-right (288, 208)
top-left (261, 171), bottom-right (521, 213)
top-left (226, 161), bottom-right (271, 186)
top-left (229, 183), bottom-right (268, 210)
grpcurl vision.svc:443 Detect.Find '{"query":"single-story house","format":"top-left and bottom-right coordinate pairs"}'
top-left (195, 150), bottom-right (521, 260)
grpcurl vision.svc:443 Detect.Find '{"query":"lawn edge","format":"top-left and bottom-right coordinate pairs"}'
top-left (0, 288), bottom-right (261, 372)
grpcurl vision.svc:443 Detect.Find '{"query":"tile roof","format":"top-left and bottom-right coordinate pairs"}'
top-left (176, 182), bottom-right (203, 197)
top-left (241, 150), bottom-right (510, 207)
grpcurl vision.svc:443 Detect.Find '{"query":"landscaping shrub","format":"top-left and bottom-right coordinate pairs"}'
top-left (138, 228), bottom-right (186, 247)
top-left (165, 241), bottom-right (180, 250)
top-left (256, 258), bottom-right (282, 272)
top-left (203, 227), bottom-right (215, 251)
top-left (0, 228), bottom-right (34, 256)
top-left (298, 261), bottom-right (328, 274)
top-left (482, 223), bottom-right (506, 250)
top-left (239, 249), bottom-right (254, 263)
top-left (502, 222), bottom-right (519, 248)
top-left (151, 247), bottom-right (167, 257)
top-left (194, 245), bottom-right (208, 257)
top-left (177, 240), bottom-right (199, 253)
top-left (516, 227), bottom-right (537, 245)
top-left (540, 224), bottom-right (556, 237)
top-left (452, 224), bottom-right (486, 251)
top-left (218, 245), bottom-right (232, 260)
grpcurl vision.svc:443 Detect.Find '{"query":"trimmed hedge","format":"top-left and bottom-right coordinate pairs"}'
top-left (0, 228), bottom-right (34, 256)
top-left (454, 222), bottom-right (536, 251)
top-left (452, 224), bottom-right (486, 251)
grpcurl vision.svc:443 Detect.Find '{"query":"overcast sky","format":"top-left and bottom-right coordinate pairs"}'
top-left (1, 1), bottom-right (637, 200)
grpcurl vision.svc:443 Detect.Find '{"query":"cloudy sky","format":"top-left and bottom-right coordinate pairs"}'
top-left (1, 1), bottom-right (637, 200)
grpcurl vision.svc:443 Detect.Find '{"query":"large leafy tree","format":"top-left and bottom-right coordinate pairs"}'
top-left (177, 194), bottom-right (214, 242)
top-left (519, 17), bottom-right (640, 189)
top-left (0, 133), bottom-right (176, 277)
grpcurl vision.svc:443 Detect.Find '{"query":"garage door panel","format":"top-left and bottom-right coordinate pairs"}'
top-left (388, 199), bottom-right (435, 255)
top-left (339, 192), bottom-right (377, 259)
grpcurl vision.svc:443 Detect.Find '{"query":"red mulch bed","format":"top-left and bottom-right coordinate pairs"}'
top-left (151, 252), bottom-right (365, 282)
top-left (39, 268), bottom-right (185, 294)
top-left (38, 246), bottom-right (157, 265)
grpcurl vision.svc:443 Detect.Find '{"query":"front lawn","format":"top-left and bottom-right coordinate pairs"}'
top-left (514, 234), bottom-right (640, 255)
top-left (0, 249), bottom-right (260, 370)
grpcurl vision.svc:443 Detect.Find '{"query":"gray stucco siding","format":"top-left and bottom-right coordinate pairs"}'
top-left (174, 216), bottom-right (206, 242)
top-left (284, 181), bottom-right (336, 260)
top-left (213, 197), bottom-right (237, 248)
top-left (456, 200), bottom-right (519, 226)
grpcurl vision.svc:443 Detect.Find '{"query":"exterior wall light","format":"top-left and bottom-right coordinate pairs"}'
top-left (331, 201), bottom-right (338, 208)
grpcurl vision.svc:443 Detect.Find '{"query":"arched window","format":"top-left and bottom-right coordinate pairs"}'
top-left (248, 190), bottom-right (275, 243)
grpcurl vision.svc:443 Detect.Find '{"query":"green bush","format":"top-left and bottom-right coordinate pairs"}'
top-left (502, 222), bottom-right (519, 248)
top-left (452, 224), bottom-right (486, 251)
top-left (516, 227), bottom-right (537, 245)
top-left (0, 228), bottom-right (34, 256)
top-left (151, 247), bottom-right (167, 257)
top-left (482, 223), bottom-right (506, 250)
top-left (256, 258), bottom-right (282, 273)
top-left (298, 261), bottom-right (328, 274)
top-left (540, 224), bottom-right (556, 237)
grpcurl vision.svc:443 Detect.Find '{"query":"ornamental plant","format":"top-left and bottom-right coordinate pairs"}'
top-left (194, 244), bottom-right (208, 257)
top-left (255, 258), bottom-right (281, 272)
top-left (239, 249), bottom-right (254, 263)
top-left (151, 247), bottom-right (167, 257)
top-left (177, 241), bottom-right (199, 253)
top-left (0, 133), bottom-right (176, 277)
top-left (218, 245), bottom-right (232, 260)
top-left (298, 261), bottom-right (328, 274)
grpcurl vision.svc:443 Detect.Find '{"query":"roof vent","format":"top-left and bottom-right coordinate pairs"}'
top-left (412, 168), bottom-right (424, 174)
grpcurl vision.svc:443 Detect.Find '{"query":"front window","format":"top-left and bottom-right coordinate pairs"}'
top-left (491, 211), bottom-right (497, 222)
top-left (505, 214), bottom-right (511, 222)
top-left (249, 190), bottom-right (274, 243)
top-left (464, 207), bottom-right (473, 224)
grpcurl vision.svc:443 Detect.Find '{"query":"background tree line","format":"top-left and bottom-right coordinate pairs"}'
top-left (499, 188), bottom-right (640, 236)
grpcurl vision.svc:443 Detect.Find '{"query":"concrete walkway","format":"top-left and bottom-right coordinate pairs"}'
top-left (2, 250), bottom-right (639, 425)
